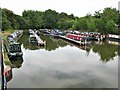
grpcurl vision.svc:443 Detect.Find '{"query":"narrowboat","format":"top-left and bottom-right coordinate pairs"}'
top-left (107, 34), bottom-right (120, 42)
top-left (35, 30), bottom-right (40, 36)
top-left (50, 29), bottom-right (63, 38)
top-left (29, 29), bottom-right (34, 35)
top-left (66, 33), bottom-right (89, 42)
top-left (88, 32), bottom-right (106, 41)
top-left (4, 38), bottom-right (23, 57)
top-left (7, 30), bottom-right (23, 42)
top-left (29, 35), bottom-right (38, 43)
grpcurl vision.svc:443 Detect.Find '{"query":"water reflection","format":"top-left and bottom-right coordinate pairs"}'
top-left (6, 52), bottom-right (23, 84)
top-left (6, 70), bottom-right (12, 82)
top-left (18, 31), bottom-right (41, 50)
top-left (19, 31), bottom-right (67, 51)
top-left (7, 31), bottom-right (118, 88)
top-left (6, 57), bottom-right (23, 83)
top-left (6, 73), bottom-right (13, 82)
top-left (66, 41), bottom-right (92, 56)
top-left (19, 31), bottom-right (119, 62)
top-left (92, 41), bottom-right (118, 62)
top-left (40, 34), bottom-right (67, 51)
top-left (9, 57), bottom-right (23, 68)
top-left (8, 45), bottom-right (118, 88)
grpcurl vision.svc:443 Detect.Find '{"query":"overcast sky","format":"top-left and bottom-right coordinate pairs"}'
top-left (0, 0), bottom-right (119, 17)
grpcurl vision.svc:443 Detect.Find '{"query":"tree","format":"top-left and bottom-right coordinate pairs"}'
top-left (105, 20), bottom-right (117, 34)
top-left (43, 9), bottom-right (58, 29)
top-left (1, 7), bottom-right (119, 34)
top-left (2, 17), bottom-right (13, 30)
top-left (101, 8), bottom-right (119, 24)
top-left (95, 7), bottom-right (119, 34)
top-left (22, 10), bottom-right (44, 29)
top-left (94, 10), bottom-right (102, 18)
top-left (14, 15), bottom-right (28, 29)
top-left (95, 18), bottom-right (106, 33)
top-left (72, 19), bottom-right (80, 30)
top-left (2, 8), bottom-right (18, 29)
top-left (78, 18), bottom-right (87, 30)
top-left (86, 15), bottom-right (96, 31)
top-left (0, 8), bottom-right (2, 29)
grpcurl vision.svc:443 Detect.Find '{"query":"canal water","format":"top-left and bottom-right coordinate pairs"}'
top-left (7, 31), bottom-right (119, 88)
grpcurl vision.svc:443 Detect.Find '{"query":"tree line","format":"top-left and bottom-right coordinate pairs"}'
top-left (1, 7), bottom-right (120, 34)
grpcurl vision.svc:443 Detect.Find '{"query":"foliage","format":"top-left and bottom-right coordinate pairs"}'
top-left (0, 8), bottom-right (2, 29)
top-left (86, 15), bottom-right (96, 31)
top-left (1, 7), bottom-right (120, 34)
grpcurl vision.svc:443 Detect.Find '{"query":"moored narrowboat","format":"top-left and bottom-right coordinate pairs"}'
top-left (29, 34), bottom-right (38, 43)
top-left (29, 29), bottom-right (34, 35)
top-left (4, 39), bottom-right (23, 57)
top-left (107, 34), bottom-right (120, 42)
top-left (4, 31), bottom-right (23, 57)
top-left (66, 33), bottom-right (90, 42)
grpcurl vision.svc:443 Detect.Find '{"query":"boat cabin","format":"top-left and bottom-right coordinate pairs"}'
top-left (29, 35), bottom-right (38, 43)
top-left (4, 39), bottom-right (22, 57)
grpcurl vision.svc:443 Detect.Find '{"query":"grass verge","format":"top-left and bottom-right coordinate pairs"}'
top-left (1, 29), bottom-right (14, 65)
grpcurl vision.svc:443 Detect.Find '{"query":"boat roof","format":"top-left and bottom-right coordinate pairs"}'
top-left (30, 35), bottom-right (36, 37)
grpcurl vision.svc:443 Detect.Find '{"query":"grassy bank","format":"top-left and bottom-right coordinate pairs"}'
top-left (3, 48), bottom-right (11, 65)
top-left (1, 29), bottom-right (14, 40)
top-left (1, 29), bottom-right (14, 65)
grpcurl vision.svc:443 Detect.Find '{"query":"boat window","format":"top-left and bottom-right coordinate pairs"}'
top-left (10, 44), bottom-right (21, 52)
top-left (30, 37), bottom-right (37, 41)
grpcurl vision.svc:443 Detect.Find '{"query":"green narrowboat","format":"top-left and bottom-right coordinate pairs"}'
top-left (4, 39), bottom-right (23, 57)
